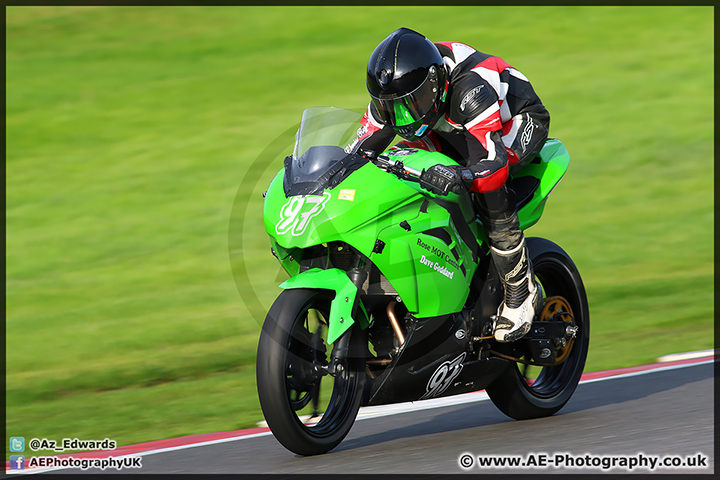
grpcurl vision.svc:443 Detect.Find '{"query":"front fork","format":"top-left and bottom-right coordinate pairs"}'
top-left (281, 266), bottom-right (369, 377)
top-left (327, 266), bottom-right (367, 376)
top-left (325, 330), bottom-right (351, 377)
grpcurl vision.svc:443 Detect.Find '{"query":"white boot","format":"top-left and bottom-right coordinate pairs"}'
top-left (491, 237), bottom-right (541, 343)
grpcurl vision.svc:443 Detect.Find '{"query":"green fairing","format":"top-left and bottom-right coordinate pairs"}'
top-left (265, 138), bottom-right (570, 343)
top-left (279, 268), bottom-right (369, 344)
top-left (515, 138), bottom-right (569, 230)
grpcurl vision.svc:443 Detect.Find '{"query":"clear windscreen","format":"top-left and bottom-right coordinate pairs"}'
top-left (283, 107), bottom-right (368, 196)
top-left (292, 107), bottom-right (362, 159)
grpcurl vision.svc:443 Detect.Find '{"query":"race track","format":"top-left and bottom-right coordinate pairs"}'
top-left (16, 357), bottom-right (716, 475)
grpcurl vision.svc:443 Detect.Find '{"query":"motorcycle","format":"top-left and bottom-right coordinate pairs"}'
top-left (256, 107), bottom-right (589, 456)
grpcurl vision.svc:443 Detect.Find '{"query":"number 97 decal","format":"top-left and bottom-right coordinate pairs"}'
top-left (275, 192), bottom-right (331, 237)
top-left (419, 352), bottom-right (466, 400)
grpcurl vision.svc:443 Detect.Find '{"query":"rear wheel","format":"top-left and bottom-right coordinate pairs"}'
top-left (486, 237), bottom-right (589, 419)
top-left (256, 288), bottom-right (365, 455)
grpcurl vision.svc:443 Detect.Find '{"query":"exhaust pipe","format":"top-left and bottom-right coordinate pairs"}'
top-left (386, 300), bottom-right (405, 345)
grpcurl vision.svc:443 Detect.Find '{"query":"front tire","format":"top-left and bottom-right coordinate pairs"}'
top-left (486, 237), bottom-right (590, 419)
top-left (256, 288), bottom-right (365, 455)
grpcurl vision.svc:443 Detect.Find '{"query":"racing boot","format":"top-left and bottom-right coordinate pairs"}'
top-left (491, 236), bottom-right (542, 343)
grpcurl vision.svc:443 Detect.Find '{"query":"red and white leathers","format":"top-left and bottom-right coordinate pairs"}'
top-left (351, 41), bottom-right (551, 343)
top-left (351, 41), bottom-right (550, 195)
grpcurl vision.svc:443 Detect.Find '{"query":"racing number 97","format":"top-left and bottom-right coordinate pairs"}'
top-left (275, 192), bottom-right (331, 236)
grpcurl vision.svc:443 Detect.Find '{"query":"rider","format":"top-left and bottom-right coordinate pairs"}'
top-left (349, 27), bottom-right (550, 343)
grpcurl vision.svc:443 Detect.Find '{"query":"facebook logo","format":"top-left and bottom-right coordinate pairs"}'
top-left (9, 455), bottom-right (25, 470)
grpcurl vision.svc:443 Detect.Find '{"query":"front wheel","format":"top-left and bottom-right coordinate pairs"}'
top-left (486, 237), bottom-right (590, 420)
top-left (256, 288), bottom-right (365, 455)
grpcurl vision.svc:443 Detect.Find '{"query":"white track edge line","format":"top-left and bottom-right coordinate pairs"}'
top-left (7, 357), bottom-right (714, 474)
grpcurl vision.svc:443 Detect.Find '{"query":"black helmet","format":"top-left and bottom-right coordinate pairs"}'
top-left (366, 28), bottom-right (447, 141)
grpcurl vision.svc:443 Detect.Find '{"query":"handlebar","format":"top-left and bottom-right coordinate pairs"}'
top-left (369, 153), bottom-right (449, 196)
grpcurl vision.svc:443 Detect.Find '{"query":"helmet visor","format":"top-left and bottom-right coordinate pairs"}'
top-left (369, 70), bottom-right (440, 128)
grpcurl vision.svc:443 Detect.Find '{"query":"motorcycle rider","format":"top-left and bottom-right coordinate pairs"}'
top-left (349, 27), bottom-right (550, 343)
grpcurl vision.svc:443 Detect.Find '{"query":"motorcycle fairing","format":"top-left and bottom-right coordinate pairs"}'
top-left (513, 138), bottom-right (569, 230)
top-left (264, 108), bottom-right (570, 336)
top-left (279, 267), bottom-right (370, 344)
top-left (364, 310), bottom-right (511, 406)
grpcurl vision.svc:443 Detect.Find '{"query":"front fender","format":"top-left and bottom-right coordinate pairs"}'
top-left (280, 268), bottom-right (369, 344)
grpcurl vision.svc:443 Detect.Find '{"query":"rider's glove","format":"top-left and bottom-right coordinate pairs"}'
top-left (420, 164), bottom-right (473, 195)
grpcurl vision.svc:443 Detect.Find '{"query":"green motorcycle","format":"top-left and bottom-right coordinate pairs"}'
top-left (256, 107), bottom-right (589, 456)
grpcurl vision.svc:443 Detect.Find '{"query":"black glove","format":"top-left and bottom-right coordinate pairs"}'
top-left (420, 164), bottom-right (472, 195)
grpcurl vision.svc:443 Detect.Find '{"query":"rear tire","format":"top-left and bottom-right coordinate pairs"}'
top-left (256, 288), bottom-right (365, 455)
top-left (486, 237), bottom-right (589, 419)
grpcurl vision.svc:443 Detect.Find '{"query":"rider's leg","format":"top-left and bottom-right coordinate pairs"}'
top-left (474, 111), bottom-right (549, 342)
top-left (473, 186), bottom-right (542, 343)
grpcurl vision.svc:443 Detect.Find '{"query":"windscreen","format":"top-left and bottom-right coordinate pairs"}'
top-left (292, 107), bottom-right (363, 159)
top-left (284, 107), bottom-right (368, 196)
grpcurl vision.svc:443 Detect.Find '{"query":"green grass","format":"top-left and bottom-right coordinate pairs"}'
top-left (6, 6), bottom-right (713, 452)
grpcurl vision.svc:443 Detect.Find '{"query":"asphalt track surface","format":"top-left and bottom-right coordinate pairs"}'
top-left (11, 357), bottom-right (715, 475)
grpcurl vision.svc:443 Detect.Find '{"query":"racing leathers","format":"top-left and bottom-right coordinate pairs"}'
top-left (351, 41), bottom-right (550, 343)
